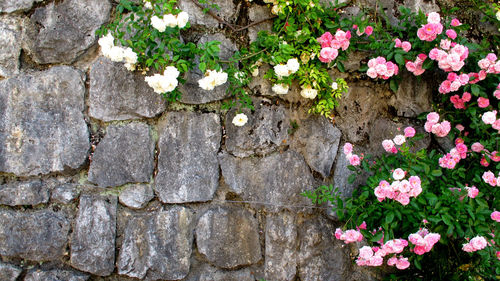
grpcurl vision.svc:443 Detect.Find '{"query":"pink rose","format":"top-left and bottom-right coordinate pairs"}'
top-left (470, 236), bottom-right (487, 251)
top-left (491, 211), bottom-right (500, 222)
top-left (482, 110), bottom-right (497, 124)
top-left (393, 135), bottom-right (406, 145)
top-left (478, 58), bottom-right (491, 70)
top-left (404, 127), bottom-right (416, 138)
top-left (396, 257), bottom-right (410, 270)
top-left (349, 154), bottom-right (361, 166)
top-left (477, 97), bottom-right (490, 108)
top-left (365, 26), bottom-right (373, 36)
top-left (396, 192), bottom-right (410, 205)
top-left (450, 18), bottom-right (461, 26)
top-left (387, 256), bottom-right (398, 266)
top-left (462, 243), bottom-right (474, 252)
top-left (486, 53), bottom-right (497, 62)
top-left (440, 39), bottom-right (451, 50)
top-left (471, 142), bottom-right (484, 152)
top-left (393, 168), bottom-right (405, 180)
top-left (394, 38), bottom-right (402, 48)
top-left (462, 92), bottom-right (471, 102)
top-left (367, 67), bottom-right (377, 78)
top-left (427, 112), bottom-right (440, 123)
top-left (427, 12), bottom-right (441, 23)
top-left (359, 246), bottom-right (374, 259)
top-left (335, 228), bottom-right (343, 239)
top-left (343, 142), bottom-right (353, 155)
top-left (318, 32), bottom-right (333, 48)
top-left (319, 47), bottom-right (338, 63)
top-left (406, 61), bottom-right (416, 72)
top-left (446, 29), bottom-right (457, 39)
top-left (467, 186), bottom-right (479, 198)
top-left (401, 41), bottom-right (411, 52)
top-left (382, 139), bottom-right (395, 152)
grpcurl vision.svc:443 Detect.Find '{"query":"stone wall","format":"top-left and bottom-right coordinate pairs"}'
top-left (0, 0), bottom-right (436, 280)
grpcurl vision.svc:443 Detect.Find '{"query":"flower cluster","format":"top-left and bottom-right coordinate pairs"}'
top-left (408, 229), bottom-right (441, 255)
top-left (424, 112), bottom-right (451, 137)
top-left (478, 53), bottom-right (500, 74)
top-left (198, 69), bottom-right (228, 91)
top-left (438, 71), bottom-right (470, 94)
top-left (482, 171), bottom-right (500, 187)
top-left (381, 127), bottom-right (416, 154)
top-left (394, 38), bottom-right (412, 52)
top-left (355, 25), bottom-right (373, 36)
top-left (356, 239), bottom-right (409, 269)
top-left (438, 139), bottom-right (467, 169)
top-left (417, 12), bottom-right (443, 42)
top-left (98, 33), bottom-right (138, 71)
top-left (343, 143), bottom-right (361, 166)
top-left (462, 236), bottom-right (488, 252)
top-left (405, 54), bottom-right (427, 76)
top-left (387, 256), bottom-right (411, 270)
top-left (450, 92), bottom-right (471, 109)
top-left (150, 12), bottom-right (189, 32)
top-left (366, 57), bottom-right (399, 79)
top-left (144, 66), bottom-right (180, 94)
top-left (335, 228), bottom-right (363, 244)
top-left (318, 30), bottom-right (351, 63)
top-left (273, 58), bottom-right (300, 79)
top-left (430, 43), bottom-right (469, 73)
top-left (374, 169), bottom-right (422, 205)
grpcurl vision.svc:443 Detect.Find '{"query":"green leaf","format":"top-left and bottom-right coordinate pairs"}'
top-left (431, 169), bottom-right (442, 177)
top-left (385, 211), bottom-right (395, 224)
top-left (390, 79), bottom-right (399, 93)
top-left (425, 193), bottom-right (438, 206)
top-left (370, 231), bottom-right (384, 242)
top-left (422, 59), bottom-right (433, 69)
top-left (347, 173), bottom-right (357, 184)
top-left (337, 61), bottom-right (345, 73)
top-left (394, 53), bottom-right (405, 65)
top-left (471, 84), bottom-right (480, 95)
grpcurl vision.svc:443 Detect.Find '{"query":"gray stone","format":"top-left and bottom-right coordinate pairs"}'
top-left (248, 65), bottom-right (305, 104)
top-left (155, 112), bottom-right (220, 203)
top-left (24, 0), bottom-right (111, 64)
top-left (403, 0), bottom-right (440, 14)
top-left (0, 210), bottom-right (70, 261)
top-left (332, 146), bottom-right (361, 200)
top-left (71, 194), bottom-right (117, 276)
top-left (24, 269), bottom-right (89, 281)
top-left (89, 57), bottom-right (166, 121)
top-left (0, 262), bottom-right (22, 281)
top-left (177, 0), bottom-right (236, 28)
top-left (219, 151), bottom-right (314, 212)
top-left (248, 5), bottom-right (273, 42)
top-left (88, 123), bottom-right (154, 188)
top-left (51, 183), bottom-right (80, 204)
top-left (194, 264), bottom-right (255, 281)
top-left (225, 99), bottom-right (289, 157)
top-left (117, 207), bottom-right (194, 280)
top-left (265, 212), bottom-right (297, 281)
top-left (0, 66), bottom-right (89, 176)
top-left (0, 180), bottom-right (49, 206)
top-left (118, 184), bottom-right (154, 209)
top-left (179, 34), bottom-right (237, 104)
top-left (389, 71), bottom-right (432, 117)
top-left (0, 16), bottom-right (24, 78)
top-left (196, 207), bottom-right (261, 269)
top-left (0, 0), bottom-right (42, 13)
top-left (290, 116), bottom-right (341, 177)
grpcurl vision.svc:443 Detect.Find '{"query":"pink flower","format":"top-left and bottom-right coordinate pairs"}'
top-left (477, 97), bottom-right (490, 108)
top-left (462, 243), bottom-right (475, 252)
top-left (396, 192), bottom-right (410, 205)
top-left (427, 12), bottom-right (441, 24)
top-left (469, 236), bottom-right (487, 251)
top-left (319, 47), bottom-right (338, 63)
top-left (396, 257), bottom-right (410, 270)
top-left (450, 18), bottom-right (461, 26)
top-left (344, 143), bottom-right (353, 155)
top-left (387, 256), bottom-right (398, 266)
top-left (404, 127), bottom-right (416, 138)
top-left (394, 38), bottom-right (402, 48)
top-left (318, 32), bottom-right (333, 48)
top-left (471, 142), bottom-right (484, 152)
top-left (482, 110), bottom-right (497, 124)
top-left (359, 221), bottom-right (367, 230)
top-left (401, 41), bottom-right (411, 52)
top-left (365, 26), bottom-right (373, 36)
top-left (446, 29), bottom-right (457, 39)
top-left (491, 211), bottom-right (500, 222)
top-left (406, 61), bottom-right (416, 72)
top-left (342, 229), bottom-right (363, 243)
top-left (427, 112), bottom-right (440, 123)
top-left (393, 135), bottom-right (406, 145)
top-left (440, 39), bottom-right (451, 50)
top-left (382, 139), bottom-right (395, 152)
top-left (393, 168), bottom-right (405, 180)
top-left (335, 228), bottom-right (343, 239)
top-left (359, 246), bottom-right (374, 259)
top-left (466, 186), bottom-right (479, 198)
top-left (349, 154), bottom-right (361, 166)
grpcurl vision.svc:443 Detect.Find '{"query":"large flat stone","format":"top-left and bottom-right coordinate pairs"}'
top-left (51, 183), bottom-right (80, 204)
top-left (71, 194), bottom-right (117, 276)
top-left (0, 210), bottom-right (70, 261)
top-left (117, 207), bottom-right (194, 280)
top-left (0, 66), bottom-right (89, 176)
top-left (389, 71), bottom-right (432, 117)
top-left (89, 57), bottom-right (166, 121)
top-left (290, 116), bottom-right (341, 177)
top-left (24, 269), bottom-right (89, 281)
top-left (248, 5), bottom-right (273, 42)
top-left (265, 212), bottom-right (298, 281)
top-left (88, 122), bottom-right (154, 188)
top-left (0, 0), bottom-right (42, 13)
top-left (155, 112), bottom-right (221, 203)
top-left (0, 16), bottom-right (24, 78)
top-left (118, 184), bottom-right (154, 209)
top-left (219, 151), bottom-right (314, 212)
top-left (225, 99), bottom-right (289, 157)
top-left (192, 264), bottom-right (255, 281)
top-left (0, 262), bottom-right (22, 281)
top-left (196, 207), bottom-right (261, 269)
top-left (177, 0), bottom-right (236, 28)
top-left (24, 0), bottom-right (111, 64)
top-left (0, 180), bottom-right (49, 206)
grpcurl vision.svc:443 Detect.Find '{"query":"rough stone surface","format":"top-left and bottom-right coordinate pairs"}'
top-left (177, 0), bottom-right (236, 28)
top-left (0, 0), bottom-right (41, 13)
top-left (24, 269), bottom-right (89, 281)
top-left (117, 207), bottom-right (194, 280)
top-left (265, 212), bottom-right (298, 281)
top-left (89, 57), bottom-right (166, 121)
top-left (51, 183), bottom-right (80, 204)
top-left (0, 66), bottom-right (89, 176)
top-left (0, 262), bottom-right (22, 281)
top-left (290, 116), bottom-right (341, 177)
top-left (219, 151), bottom-right (314, 212)
top-left (196, 207), bottom-right (261, 269)
top-left (0, 16), bottom-right (24, 78)
top-left (118, 184), bottom-right (154, 209)
top-left (0, 180), bottom-right (49, 206)
top-left (248, 65), bottom-right (305, 104)
top-left (389, 71), bottom-right (433, 117)
top-left (24, 0), bottom-right (111, 64)
top-left (71, 194), bottom-right (117, 276)
top-left (191, 264), bottom-right (255, 281)
top-left (179, 34), bottom-right (237, 104)
top-left (248, 5), bottom-right (273, 42)
top-left (225, 99), bottom-right (289, 157)
top-left (155, 112), bottom-right (220, 203)
top-left (88, 123), bottom-right (154, 188)
top-left (0, 210), bottom-right (70, 261)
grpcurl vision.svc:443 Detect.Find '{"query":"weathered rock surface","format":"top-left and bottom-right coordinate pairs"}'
top-left (24, 0), bottom-right (111, 64)
top-left (290, 116), bottom-right (341, 177)
top-left (155, 112), bottom-right (220, 203)
top-left (265, 212), bottom-right (298, 281)
top-left (71, 194), bottom-right (117, 276)
top-left (0, 66), bottom-right (89, 176)
top-left (0, 16), bottom-right (24, 78)
top-left (0, 210), bottom-right (70, 261)
top-left (191, 264), bottom-right (255, 281)
top-left (225, 100), bottom-right (289, 157)
top-left (196, 207), bottom-right (261, 269)
top-left (0, 180), bottom-right (49, 206)
top-left (177, 0), bottom-right (236, 28)
top-left (24, 269), bottom-right (89, 281)
top-left (89, 57), bottom-right (166, 121)
top-left (0, 262), bottom-right (22, 281)
top-left (51, 183), bottom-right (80, 204)
top-left (219, 151), bottom-right (314, 212)
top-left (179, 34), bottom-right (237, 104)
top-left (248, 5), bottom-right (273, 42)
top-left (389, 71), bottom-right (432, 117)
top-left (117, 207), bottom-right (194, 280)
top-left (248, 65), bottom-right (305, 104)
top-left (88, 123), bottom-right (154, 188)
top-left (118, 184), bottom-right (154, 209)
top-left (0, 0), bottom-right (42, 13)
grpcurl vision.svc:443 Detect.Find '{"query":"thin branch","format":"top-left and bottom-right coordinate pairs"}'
top-left (189, 0), bottom-right (236, 31)
top-left (234, 16), bottom-right (277, 32)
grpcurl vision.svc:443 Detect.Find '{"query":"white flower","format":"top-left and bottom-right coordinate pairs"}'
top-left (164, 66), bottom-right (180, 79)
top-left (123, 47), bottom-right (138, 64)
top-left (107, 46), bottom-right (125, 62)
top-left (234, 71), bottom-right (246, 83)
top-left (251, 67), bottom-right (259, 77)
top-left (300, 85), bottom-right (317, 99)
top-left (198, 76), bottom-right (215, 91)
top-left (151, 15), bottom-right (167, 32)
top-left (145, 72), bottom-right (179, 94)
top-left (497, 10), bottom-right (500, 21)
top-left (272, 83), bottom-right (289, 95)
top-left (232, 113), bottom-right (248, 126)
top-left (286, 58), bottom-right (300, 74)
top-left (164, 14), bottom-right (177, 28)
top-left (214, 70), bottom-right (228, 85)
top-left (176, 11), bottom-right (189, 28)
top-left (198, 69), bottom-right (227, 90)
top-left (331, 82), bottom-right (338, 90)
top-left (274, 64), bottom-right (289, 78)
top-left (98, 33), bottom-right (114, 52)
top-left (143, 0), bottom-right (152, 9)
top-left (393, 168), bottom-right (405, 180)
top-left (124, 63), bottom-right (136, 71)
top-left (393, 134), bottom-right (406, 145)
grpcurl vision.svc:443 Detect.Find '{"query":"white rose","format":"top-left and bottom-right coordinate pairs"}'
top-left (98, 33), bottom-right (114, 52)
top-left (393, 134), bottom-right (406, 145)
top-left (143, 0), bottom-right (152, 9)
top-left (151, 15), bottom-right (167, 32)
top-left (123, 47), bottom-right (138, 64)
top-left (251, 67), bottom-right (259, 77)
top-left (159, 76), bottom-right (178, 92)
top-left (163, 14), bottom-right (177, 28)
top-left (232, 113), bottom-right (248, 127)
top-left (331, 82), bottom-right (338, 90)
top-left (107, 46), bottom-right (125, 62)
top-left (497, 10), bottom-right (500, 21)
top-left (274, 64), bottom-right (289, 78)
top-left (198, 76), bottom-right (216, 91)
top-left (164, 66), bottom-right (180, 79)
top-left (145, 74), bottom-right (163, 93)
top-left (300, 86), bottom-right (317, 99)
top-left (272, 83), bottom-right (289, 95)
top-left (176, 11), bottom-right (189, 28)
top-left (286, 58), bottom-right (300, 74)
top-left (124, 63), bottom-right (136, 71)
top-left (214, 70), bottom-right (228, 86)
